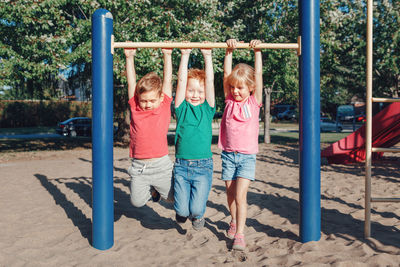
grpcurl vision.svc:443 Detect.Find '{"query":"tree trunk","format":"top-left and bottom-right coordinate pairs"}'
top-left (27, 79), bottom-right (34, 99)
top-left (263, 85), bottom-right (273, 144)
top-left (119, 107), bottom-right (131, 145)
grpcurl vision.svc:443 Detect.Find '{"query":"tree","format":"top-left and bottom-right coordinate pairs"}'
top-left (373, 0), bottom-right (400, 98)
top-left (320, 0), bottom-right (366, 114)
top-left (0, 0), bottom-right (95, 100)
top-left (320, 0), bottom-right (400, 115)
top-left (2, 0), bottom-right (398, 140)
top-left (109, 0), bottom-right (228, 142)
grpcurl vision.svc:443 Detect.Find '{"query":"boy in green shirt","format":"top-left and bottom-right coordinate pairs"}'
top-left (173, 47), bottom-right (215, 230)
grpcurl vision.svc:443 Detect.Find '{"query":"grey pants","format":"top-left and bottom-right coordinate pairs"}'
top-left (128, 155), bottom-right (174, 207)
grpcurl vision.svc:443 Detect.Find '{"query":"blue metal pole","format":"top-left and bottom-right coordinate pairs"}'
top-left (299, 0), bottom-right (321, 242)
top-left (91, 9), bottom-right (114, 250)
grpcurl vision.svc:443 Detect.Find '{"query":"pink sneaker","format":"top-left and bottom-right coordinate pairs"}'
top-left (232, 233), bottom-right (246, 251)
top-left (227, 221), bottom-right (236, 239)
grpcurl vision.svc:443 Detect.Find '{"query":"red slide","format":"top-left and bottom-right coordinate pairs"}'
top-left (321, 102), bottom-right (400, 164)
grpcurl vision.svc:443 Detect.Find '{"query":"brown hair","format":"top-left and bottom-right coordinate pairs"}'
top-left (226, 63), bottom-right (255, 93)
top-left (188, 68), bottom-right (205, 85)
top-left (135, 72), bottom-right (162, 96)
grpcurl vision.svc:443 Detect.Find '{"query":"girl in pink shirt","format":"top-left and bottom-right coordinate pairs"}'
top-left (218, 39), bottom-right (263, 251)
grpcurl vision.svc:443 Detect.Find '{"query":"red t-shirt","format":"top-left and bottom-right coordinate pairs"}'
top-left (128, 94), bottom-right (171, 159)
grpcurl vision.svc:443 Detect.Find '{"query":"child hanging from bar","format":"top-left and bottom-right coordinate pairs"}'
top-left (124, 46), bottom-right (174, 208)
top-left (173, 46), bottom-right (215, 230)
top-left (218, 39), bottom-right (263, 250)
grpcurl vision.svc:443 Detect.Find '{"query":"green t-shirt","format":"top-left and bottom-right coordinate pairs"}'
top-left (175, 100), bottom-right (216, 159)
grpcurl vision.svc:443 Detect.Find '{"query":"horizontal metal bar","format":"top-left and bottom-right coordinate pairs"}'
top-left (113, 41), bottom-right (299, 49)
top-left (111, 35), bottom-right (301, 55)
top-left (372, 97), bottom-right (400, 103)
top-left (372, 147), bottom-right (400, 153)
top-left (114, 42), bottom-right (299, 49)
top-left (371, 197), bottom-right (400, 203)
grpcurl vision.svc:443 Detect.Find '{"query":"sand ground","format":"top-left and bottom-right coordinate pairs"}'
top-left (0, 143), bottom-right (399, 266)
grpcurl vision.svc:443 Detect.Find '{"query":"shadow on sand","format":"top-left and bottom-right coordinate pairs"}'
top-left (33, 142), bottom-right (399, 250)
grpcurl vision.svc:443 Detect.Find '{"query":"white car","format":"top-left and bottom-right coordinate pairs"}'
top-left (320, 118), bottom-right (343, 132)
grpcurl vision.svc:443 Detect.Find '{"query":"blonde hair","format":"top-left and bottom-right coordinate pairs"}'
top-left (135, 72), bottom-right (162, 96)
top-left (188, 68), bottom-right (205, 84)
top-left (226, 63), bottom-right (255, 93)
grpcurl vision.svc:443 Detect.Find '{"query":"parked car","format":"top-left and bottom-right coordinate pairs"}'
top-left (56, 117), bottom-right (92, 137)
top-left (274, 104), bottom-right (297, 121)
top-left (338, 115), bottom-right (354, 122)
top-left (57, 117), bottom-right (118, 137)
top-left (277, 109), bottom-right (298, 121)
top-left (320, 117), bottom-right (343, 132)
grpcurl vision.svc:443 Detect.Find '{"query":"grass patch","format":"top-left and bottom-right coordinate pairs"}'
top-left (266, 131), bottom-right (350, 145)
top-left (269, 132), bottom-right (299, 145)
top-left (264, 122), bottom-right (299, 129)
top-left (320, 132), bottom-right (349, 143)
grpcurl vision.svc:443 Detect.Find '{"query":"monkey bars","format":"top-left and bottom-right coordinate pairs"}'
top-left (92, 1), bottom-right (321, 250)
top-left (111, 35), bottom-right (301, 55)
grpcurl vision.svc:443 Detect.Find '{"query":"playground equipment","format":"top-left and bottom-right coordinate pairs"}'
top-left (322, 102), bottom-right (400, 164)
top-left (364, 0), bottom-right (400, 238)
top-left (91, 1), bottom-right (321, 250)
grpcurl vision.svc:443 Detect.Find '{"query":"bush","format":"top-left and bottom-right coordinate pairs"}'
top-left (0, 100), bottom-right (92, 128)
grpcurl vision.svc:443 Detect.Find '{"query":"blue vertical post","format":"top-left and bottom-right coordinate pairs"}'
top-left (299, 0), bottom-right (321, 242)
top-left (92, 9), bottom-right (114, 250)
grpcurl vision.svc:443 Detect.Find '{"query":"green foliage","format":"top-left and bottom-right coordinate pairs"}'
top-left (219, 0), bottom-right (299, 105)
top-left (1, 0), bottom-right (399, 122)
top-left (373, 0), bottom-right (400, 97)
top-left (1, 0), bottom-right (80, 99)
top-left (320, 0), bottom-right (400, 114)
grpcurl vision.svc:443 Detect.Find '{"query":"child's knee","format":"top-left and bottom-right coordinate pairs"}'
top-left (130, 196), bottom-right (147, 208)
top-left (190, 207), bottom-right (204, 218)
top-left (234, 192), bottom-right (247, 203)
top-left (174, 202), bottom-right (190, 217)
top-left (190, 200), bottom-right (207, 218)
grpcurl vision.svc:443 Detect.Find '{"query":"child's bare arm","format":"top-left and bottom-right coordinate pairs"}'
top-left (161, 48), bottom-right (173, 98)
top-left (223, 39), bottom-right (237, 98)
top-left (125, 48), bottom-right (137, 100)
top-left (250, 39), bottom-right (263, 105)
top-left (175, 48), bottom-right (191, 108)
top-left (201, 47), bottom-right (215, 107)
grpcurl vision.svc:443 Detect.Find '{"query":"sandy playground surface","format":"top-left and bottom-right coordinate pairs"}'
top-left (0, 143), bottom-right (399, 266)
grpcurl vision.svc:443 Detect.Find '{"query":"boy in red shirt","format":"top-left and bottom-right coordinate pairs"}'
top-left (124, 47), bottom-right (173, 207)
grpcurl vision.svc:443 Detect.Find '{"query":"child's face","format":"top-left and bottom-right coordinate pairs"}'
top-left (229, 81), bottom-right (252, 102)
top-left (185, 78), bottom-right (205, 106)
top-left (137, 90), bottom-right (163, 110)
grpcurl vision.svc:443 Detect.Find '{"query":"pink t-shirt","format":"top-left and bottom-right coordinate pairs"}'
top-left (128, 94), bottom-right (171, 159)
top-left (218, 94), bottom-right (261, 154)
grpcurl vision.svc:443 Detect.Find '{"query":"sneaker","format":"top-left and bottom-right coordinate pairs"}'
top-left (175, 214), bottom-right (188, 224)
top-left (192, 217), bottom-right (205, 231)
top-left (227, 221), bottom-right (236, 239)
top-left (151, 189), bottom-right (160, 202)
top-left (232, 233), bottom-right (246, 251)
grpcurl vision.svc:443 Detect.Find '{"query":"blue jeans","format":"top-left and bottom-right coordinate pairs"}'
top-left (221, 151), bottom-right (256, 181)
top-left (173, 158), bottom-right (213, 220)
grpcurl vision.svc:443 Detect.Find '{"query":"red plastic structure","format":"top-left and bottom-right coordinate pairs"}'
top-left (321, 102), bottom-right (400, 164)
